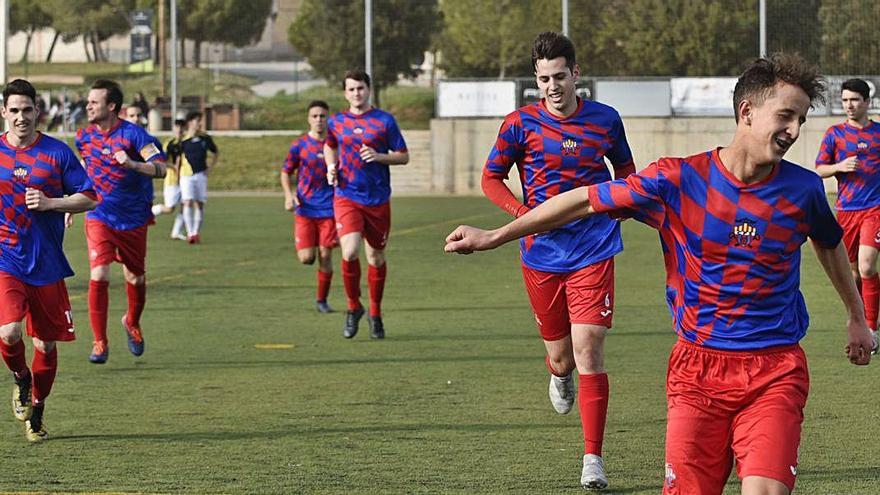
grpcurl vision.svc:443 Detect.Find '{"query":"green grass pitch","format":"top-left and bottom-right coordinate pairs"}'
top-left (1, 196), bottom-right (878, 494)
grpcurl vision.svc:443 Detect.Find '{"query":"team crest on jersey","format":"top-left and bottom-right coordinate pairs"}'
top-left (858, 141), bottom-right (869, 151)
top-left (101, 147), bottom-right (112, 156)
top-left (353, 127), bottom-right (364, 135)
top-left (730, 218), bottom-right (762, 248)
top-left (561, 137), bottom-right (580, 156)
top-left (12, 166), bottom-right (28, 183)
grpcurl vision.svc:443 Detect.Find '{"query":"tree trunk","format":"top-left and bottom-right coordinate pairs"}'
top-left (46, 31), bottom-right (60, 63)
top-left (90, 32), bottom-right (102, 62)
top-left (180, 36), bottom-right (186, 67)
top-left (19, 29), bottom-right (33, 64)
top-left (83, 35), bottom-right (92, 63)
top-left (194, 39), bottom-right (201, 68)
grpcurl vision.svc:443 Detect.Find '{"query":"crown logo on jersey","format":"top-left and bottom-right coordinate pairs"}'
top-left (561, 137), bottom-right (580, 156)
top-left (12, 166), bottom-right (28, 183)
top-left (353, 127), bottom-right (364, 135)
top-left (858, 141), bottom-right (869, 151)
top-left (101, 147), bottom-right (111, 155)
top-left (730, 218), bottom-right (762, 248)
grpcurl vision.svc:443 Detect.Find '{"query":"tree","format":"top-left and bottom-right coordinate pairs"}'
top-left (10, 0), bottom-right (53, 64)
top-left (179, 0), bottom-right (273, 67)
top-left (44, 0), bottom-right (135, 62)
top-left (438, 0), bottom-right (560, 78)
top-left (288, 0), bottom-right (439, 104)
top-left (819, 0), bottom-right (880, 75)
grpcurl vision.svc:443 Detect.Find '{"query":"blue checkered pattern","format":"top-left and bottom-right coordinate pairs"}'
top-left (283, 134), bottom-right (334, 218)
top-left (816, 121), bottom-right (880, 211)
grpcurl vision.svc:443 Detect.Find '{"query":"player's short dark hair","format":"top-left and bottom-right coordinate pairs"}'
top-left (3, 79), bottom-right (37, 107)
top-left (185, 111), bottom-right (203, 122)
top-left (732, 53), bottom-right (826, 123)
top-left (307, 100), bottom-right (329, 112)
top-left (531, 31), bottom-right (576, 71)
top-left (842, 78), bottom-right (870, 101)
top-left (174, 118), bottom-right (186, 127)
top-left (91, 79), bottom-right (124, 113)
top-left (343, 69), bottom-right (371, 89)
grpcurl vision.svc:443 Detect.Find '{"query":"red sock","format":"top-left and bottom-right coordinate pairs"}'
top-left (862, 274), bottom-right (880, 329)
top-left (31, 347), bottom-right (57, 404)
top-left (126, 282), bottom-right (147, 328)
top-left (367, 263), bottom-right (386, 317)
top-left (0, 338), bottom-right (27, 375)
top-left (578, 373), bottom-right (609, 456)
top-left (316, 270), bottom-right (332, 302)
top-left (341, 259), bottom-right (361, 311)
top-left (89, 280), bottom-right (109, 343)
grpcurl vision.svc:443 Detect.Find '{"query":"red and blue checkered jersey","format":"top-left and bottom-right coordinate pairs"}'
top-left (326, 108), bottom-right (407, 206)
top-left (816, 121), bottom-right (880, 211)
top-left (283, 134), bottom-right (334, 218)
top-left (0, 132), bottom-right (95, 285)
top-left (485, 99), bottom-right (635, 272)
top-left (587, 149), bottom-right (843, 350)
top-left (76, 120), bottom-right (165, 230)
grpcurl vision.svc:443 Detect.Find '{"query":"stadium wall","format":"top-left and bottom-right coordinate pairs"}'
top-left (418, 116), bottom-right (855, 197)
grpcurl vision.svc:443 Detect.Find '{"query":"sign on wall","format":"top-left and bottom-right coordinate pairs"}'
top-left (437, 81), bottom-right (517, 118)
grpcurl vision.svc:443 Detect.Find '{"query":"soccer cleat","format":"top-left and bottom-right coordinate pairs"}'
top-left (89, 340), bottom-right (108, 364)
top-left (171, 233), bottom-right (187, 241)
top-left (369, 316), bottom-right (385, 339)
top-left (121, 314), bottom-right (145, 357)
top-left (12, 370), bottom-right (32, 421)
top-left (187, 234), bottom-right (201, 244)
top-left (581, 454), bottom-right (608, 490)
top-left (25, 403), bottom-right (47, 443)
top-left (316, 300), bottom-right (334, 313)
top-left (343, 306), bottom-right (365, 338)
top-left (871, 329), bottom-right (878, 356)
top-left (548, 372), bottom-right (575, 414)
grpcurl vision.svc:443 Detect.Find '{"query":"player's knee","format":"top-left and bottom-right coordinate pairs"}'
top-left (90, 265), bottom-right (110, 281)
top-left (858, 260), bottom-right (877, 278)
top-left (0, 323), bottom-right (22, 345)
top-left (31, 338), bottom-right (55, 354)
top-left (547, 354), bottom-right (576, 375)
top-left (298, 252), bottom-right (316, 265)
top-left (366, 250), bottom-right (385, 267)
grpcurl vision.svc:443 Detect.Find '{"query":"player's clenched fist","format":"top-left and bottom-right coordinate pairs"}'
top-left (444, 225), bottom-right (502, 254)
top-left (25, 188), bottom-right (52, 211)
top-left (326, 164), bottom-right (338, 186)
top-left (113, 150), bottom-right (132, 168)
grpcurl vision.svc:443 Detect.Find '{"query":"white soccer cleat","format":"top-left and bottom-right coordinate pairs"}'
top-left (548, 372), bottom-right (574, 414)
top-left (871, 329), bottom-right (878, 356)
top-left (581, 454), bottom-right (608, 490)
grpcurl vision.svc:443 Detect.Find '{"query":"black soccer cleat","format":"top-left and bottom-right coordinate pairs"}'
top-left (315, 300), bottom-right (334, 314)
top-left (369, 316), bottom-right (385, 339)
top-left (343, 306), bottom-right (365, 338)
top-left (12, 370), bottom-right (32, 421)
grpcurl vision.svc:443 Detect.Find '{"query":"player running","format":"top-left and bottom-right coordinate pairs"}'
top-left (816, 79), bottom-right (880, 343)
top-left (480, 31), bottom-right (635, 489)
top-left (0, 79), bottom-right (97, 441)
top-left (179, 111), bottom-right (218, 244)
top-left (281, 100), bottom-right (337, 313)
top-left (446, 53), bottom-right (874, 494)
top-left (76, 79), bottom-right (167, 364)
top-left (324, 69), bottom-right (409, 339)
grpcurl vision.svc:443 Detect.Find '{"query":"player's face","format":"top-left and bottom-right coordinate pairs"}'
top-left (535, 57), bottom-right (580, 117)
top-left (2, 94), bottom-right (38, 141)
top-left (308, 106), bottom-right (328, 134)
top-left (842, 89), bottom-right (869, 122)
top-left (187, 117), bottom-right (201, 134)
top-left (87, 89), bottom-right (112, 124)
top-left (125, 107), bottom-right (143, 125)
top-left (344, 79), bottom-right (371, 110)
top-left (744, 82), bottom-right (811, 164)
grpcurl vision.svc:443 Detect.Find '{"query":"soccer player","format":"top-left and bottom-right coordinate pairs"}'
top-left (324, 70), bottom-right (409, 339)
top-left (151, 118), bottom-right (187, 240)
top-left (124, 105), bottom-right (146, 128)
top-left (445, 53), bottom-right (874, 494)
top-left (179, 111), bottom-right (218, 244)
top-left (0, 79), bottom-right (97, 441)
top-left (281, 100), bottom-right (337, 313)
top-left (77, 79), bottom-right (167, 364)
top-left (480, 31), bottom-right (635, 489)
top-left (816, 79), bottom-right (880, 341)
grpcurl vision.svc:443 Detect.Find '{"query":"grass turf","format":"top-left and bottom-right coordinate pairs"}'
top-left (1, 196), bottom-right (878, 494)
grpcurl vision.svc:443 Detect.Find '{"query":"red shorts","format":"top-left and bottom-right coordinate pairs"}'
top-left (521, 258), bottom-right (614, 341)
top-left (663, 340), bottom-right (808, 494)
top-left (294, 215), bottom-right (338, 250)
top-left (85, 218), bottom-right (148, 276)
top-left (837, 206), bottom-right (880, 262)
top-left (0, 274), bottom-right (75, 342)
top-left (334, 196), bottom-right (391, 250)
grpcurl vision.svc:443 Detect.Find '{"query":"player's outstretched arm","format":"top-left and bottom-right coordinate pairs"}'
top-left (445, 186), bottom-right (594, 254)
top-left (26, 189), bottom-right (97, 213)
top-left (812, 240), bottom-right (873, 365)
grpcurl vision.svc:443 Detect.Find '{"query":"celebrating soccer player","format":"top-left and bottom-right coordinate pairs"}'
top-left (816, 79), bottom-right (880, 344)
top-left (480, 31), bottom-right (635, 490)
top-left (324, 70), bottom-right (409, 339)
top-left (0, 79), bottom-right (97, 441)
top-left (76, 79), bottom-right (167, 364)
top-left (179, 111), bottom-right (218, 244)
top-left (446, 54), bottom-right (874, 494)
top-left (281, 100), bottom-right (337, 313)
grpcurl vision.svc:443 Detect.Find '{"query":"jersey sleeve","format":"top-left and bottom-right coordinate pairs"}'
top-left (586, 160), bottom-right (667, 229)
top-left (326, 119), bottom-right (339, 150)
top-left (815, 129), bottom-right (836, 166)
top-left (384, 115), bottom-right (407, 152)
top-left (283, 141), bottom-right (300, 173)
top-left (484, 113), bottom-right (526, 179)
top-left (205, 134), bottom-right (218, 153)
top-left (74, 128), bottom-right (85, 155)
top-left (807, 176), bottom-right (843, 248)
top-left (59, 145), bottom-right (95, 198)
top-left (607, 114), bottom-right (636, 179)
top-left (132, 127), bottom-right (166, 163)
